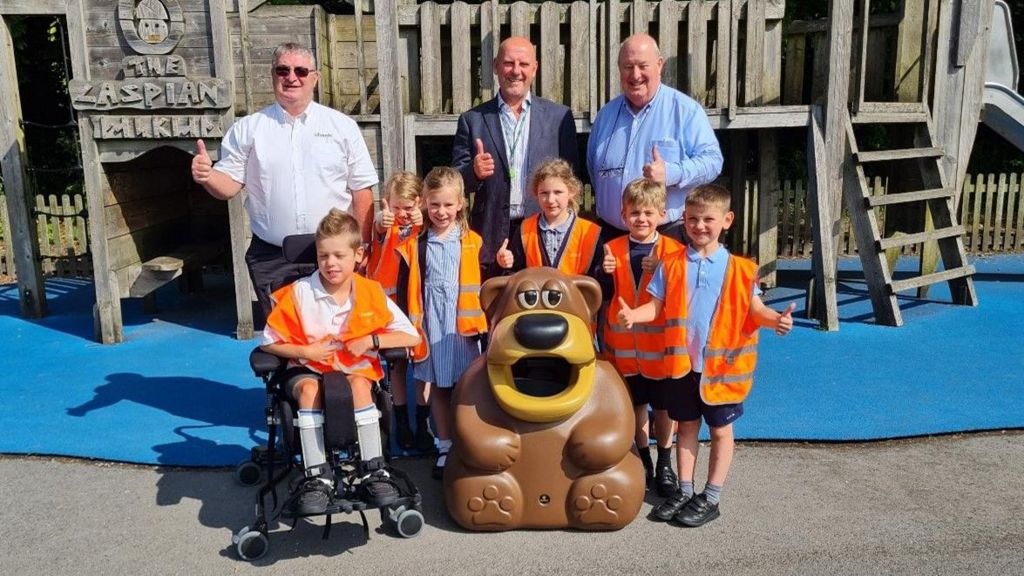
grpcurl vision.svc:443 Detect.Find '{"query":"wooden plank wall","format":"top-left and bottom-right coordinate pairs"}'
top-left (394, 0), bottom-right (786, 117)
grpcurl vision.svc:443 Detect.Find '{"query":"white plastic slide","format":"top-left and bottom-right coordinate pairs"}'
top-left (983, 0), bottom-right (1024, 152)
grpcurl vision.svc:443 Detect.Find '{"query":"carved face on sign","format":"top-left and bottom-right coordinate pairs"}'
top-left (134, 0), bottom-right (170, 44)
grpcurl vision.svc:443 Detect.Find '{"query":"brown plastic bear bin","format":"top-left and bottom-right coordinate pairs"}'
top-left (443, 268), bottom-right (645, 531)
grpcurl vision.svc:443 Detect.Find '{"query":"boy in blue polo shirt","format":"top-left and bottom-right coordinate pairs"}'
top-left (617, 184), bottom-right (795, 527)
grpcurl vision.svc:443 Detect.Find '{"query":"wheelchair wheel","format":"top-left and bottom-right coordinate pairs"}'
top-left (235, 459), bottom-right (263, 486)
top-left (395, 508), bottom-right (424, 538)
top-left (233, 526), bottom-right (269, 561)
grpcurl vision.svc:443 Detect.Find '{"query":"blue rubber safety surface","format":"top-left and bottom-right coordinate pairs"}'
top-left (1, 254), bottom-right (1021, 466)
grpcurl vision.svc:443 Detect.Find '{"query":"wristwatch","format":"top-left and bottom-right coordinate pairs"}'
top-left (371, 334), bottom-right (380, 350)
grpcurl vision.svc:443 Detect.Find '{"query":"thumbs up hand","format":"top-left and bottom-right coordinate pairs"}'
top-left (602, 244), bottom-right (616, 274)
top-left (191, 139), bottom-right (213, 183)
top-left (640, 255), bottom-right (660, 273)
top-left (374, 200), bottom-right (395, 233)
top-left (616, 297), bottom-right (637, 329)
top-left (775, 302), bottom-right (797, 336)
top-left (496, 238), bottom-right (514, 269)
top-left (642, 144), bottom-right (666, 185)
top-left (473, 138), bottom-right (496, 181)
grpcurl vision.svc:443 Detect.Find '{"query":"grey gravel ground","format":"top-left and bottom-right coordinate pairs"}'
top-left (2, 432), bottom-right (1022, 576)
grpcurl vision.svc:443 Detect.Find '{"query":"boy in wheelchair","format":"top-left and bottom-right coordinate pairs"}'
top-left (260, 208), bottom-right (421, 516)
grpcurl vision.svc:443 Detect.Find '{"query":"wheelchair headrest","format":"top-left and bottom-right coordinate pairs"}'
top-left (282, 234), bottom-right (317, 264)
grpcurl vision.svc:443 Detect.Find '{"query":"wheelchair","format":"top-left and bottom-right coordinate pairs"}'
top-left (231, 235), bottom-right (424, 561)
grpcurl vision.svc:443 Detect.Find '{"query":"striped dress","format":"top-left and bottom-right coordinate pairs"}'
top-left (413, 224), bottom-right (482, 388)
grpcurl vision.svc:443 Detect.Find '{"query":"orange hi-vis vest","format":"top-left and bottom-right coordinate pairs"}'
top-left (700, 255), bottom-right (761, 405)
top-left (369, 223), bottom-right (420, 301)
top-left (520, 213), bottom-right (601, 274)
top-left (266, 274), bottom-right (393, 381)
top-left (396, 227), bottom-right (487, 361)
top-left (603, 235), bottom-right (689, 379)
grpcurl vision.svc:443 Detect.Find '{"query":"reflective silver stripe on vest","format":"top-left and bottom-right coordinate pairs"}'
top-left (460, 285), bottom-right (480, 293)
top-left (663, 318), bottom-right (686, 327)
top-left (701, 371), bottom-right (755, 386)
top-left (383, 287), bottom-right (397, 296)
top-left (457, 309), bottom-right (484, 317)
top-left (663, 346), bottom-right (687, 356)
top-left (611, 349), bottom-right (638, 358)
top-left (607, 324), bottom-right (661, 334)
top-left (409, 313), bottom-right (423, 323)
top-left (705, 344), bottom-right (757, 364)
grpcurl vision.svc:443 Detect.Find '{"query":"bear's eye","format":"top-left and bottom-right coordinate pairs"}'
top-left (541, 289), bottom-right (562, 308)
top-left (517, 290), bottom-right (539, 309)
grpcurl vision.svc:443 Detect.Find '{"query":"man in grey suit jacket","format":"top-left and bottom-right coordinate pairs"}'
top-left (452, 36), bottom-right (579, 279)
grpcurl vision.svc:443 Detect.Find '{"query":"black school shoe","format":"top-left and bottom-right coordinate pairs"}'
top-left (673, 493), bottom-right (720, 527)
top-left (359, 471), bottom-right (401, 508)
top-left (650, 489), bottom-right (693, 522)
top-left (655, 464), bottom-right (679, 497)
top-left (292, 478), bottom-right (333, 516)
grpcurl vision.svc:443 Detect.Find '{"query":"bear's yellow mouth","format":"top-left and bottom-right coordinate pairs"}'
top-left (486, 310), bottom-right (596, 423)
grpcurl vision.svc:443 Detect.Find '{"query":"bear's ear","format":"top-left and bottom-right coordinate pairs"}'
top-left (571, 275), bottom-right (603, 318)
top-left (481, 275), bottom-right (511, 316)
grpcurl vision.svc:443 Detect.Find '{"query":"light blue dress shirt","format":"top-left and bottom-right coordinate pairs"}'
top-left (497, 92), bottom-right (534, 218)
top-left (587, 85), bottom-right (723, 230)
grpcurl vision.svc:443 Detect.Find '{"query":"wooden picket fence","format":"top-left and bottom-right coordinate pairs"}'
top-left (0, 190), bottom-right (91, 280)
top-left (2, 172), bottom-right (1024, 281)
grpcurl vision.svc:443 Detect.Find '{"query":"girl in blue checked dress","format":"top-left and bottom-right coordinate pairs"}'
top-left (408, 166), bottom-right (487, 479)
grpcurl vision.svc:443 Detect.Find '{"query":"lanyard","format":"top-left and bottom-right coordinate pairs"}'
top-left (598, 98), bottom-right (654, 176)
top-left (500, 102), bottom-right (530, 179)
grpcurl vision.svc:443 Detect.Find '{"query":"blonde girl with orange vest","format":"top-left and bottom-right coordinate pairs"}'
top-left (260, 209), bottom-right (421, 515)
top-left (601, 177), bottom-right (687, 497)
top-left (618, 184), bottom-right (796, 528)
top-left (366, 172), bottom-right (435, 454)
top-left (495, 158), bottom-right (601, 279)
top-left (405, 166), bottom-right (487, 479)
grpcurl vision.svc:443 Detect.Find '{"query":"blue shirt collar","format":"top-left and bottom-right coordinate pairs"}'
top-left (686, 244), bottom-right (727, 263)
top-left (497, 91), bottom-right (533, 114)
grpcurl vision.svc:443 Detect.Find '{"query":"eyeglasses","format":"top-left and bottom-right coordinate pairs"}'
top-left (274, 65), bottom-right (313, 79)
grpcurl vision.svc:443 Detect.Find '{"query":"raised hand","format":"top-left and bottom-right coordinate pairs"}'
top-left (640, 255), bottom-right (659, 273)
top-left (191, 139), bottom-right (213, 184)
top-left (375, 200), bottom-right (395, 233)
top-left (602, 244), bottom-right (616, 274)
top-left (642, 144), bottom-right (666, 185)
top-left (776, 302), bottom-right (797, 336)
top-left (473, 138), bottom-right (496, 181)
top-left (409, 204), bottom-right (424, 227)
top-left (496, 238), bottom-right (514, 269)
top-left (616, 297), bottom-right (636, 329)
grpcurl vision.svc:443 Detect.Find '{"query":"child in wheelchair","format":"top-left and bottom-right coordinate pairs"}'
top-left (260, 208), bottom-right (421, 516)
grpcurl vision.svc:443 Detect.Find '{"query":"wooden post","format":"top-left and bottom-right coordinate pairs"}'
top-left (816, 0), bottom-right (855, 331)
top-left (0, 16), bottom-right (46, 318)
top-left (807, 105), bottom-right (840, 330)
top-left (894, 0), bottom-right (927, 102)
top-left (758, 16), bottom-right (783, 287)
top-left (375, 0), bottom-right (404, 176)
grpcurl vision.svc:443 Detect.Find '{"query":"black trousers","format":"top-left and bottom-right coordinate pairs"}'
top-left (245, 235), bottom-right (317, 323)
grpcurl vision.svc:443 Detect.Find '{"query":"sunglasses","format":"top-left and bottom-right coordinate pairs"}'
top-left (274, 65), bottom-right (313, 79)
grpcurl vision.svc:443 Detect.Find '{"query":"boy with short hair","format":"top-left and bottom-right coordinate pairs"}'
top-left (261, 208), bottom-right (421, 515)
top-left (602, 178), bottom-right (686, 497)
top-left (618, 184), bottom-right (795, 527)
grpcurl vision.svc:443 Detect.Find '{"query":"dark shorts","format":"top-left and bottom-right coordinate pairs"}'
top-left (666, 371), bottom-right (744, 428)
top-left (282, 366), bottom-right (321, 400)
top-left (625, 375), bottom-right (679, 411)
top-left (246, 235), bottom-right (317, 322)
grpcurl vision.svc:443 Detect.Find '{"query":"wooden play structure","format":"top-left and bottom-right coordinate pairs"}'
top-left (0, 0), bottom-right (1009, 342)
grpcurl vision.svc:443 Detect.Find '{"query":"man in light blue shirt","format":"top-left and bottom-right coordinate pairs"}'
top-left (587, 33), bottom-right (723, 241)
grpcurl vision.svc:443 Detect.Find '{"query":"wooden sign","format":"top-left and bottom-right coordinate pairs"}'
top-left (89, 114), bottom-right (225, 139)
top-left (69, 78), bottom-right (231, 110)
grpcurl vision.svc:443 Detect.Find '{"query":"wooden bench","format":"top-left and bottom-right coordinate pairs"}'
top-left (129, 242), bottom-right (225, 311)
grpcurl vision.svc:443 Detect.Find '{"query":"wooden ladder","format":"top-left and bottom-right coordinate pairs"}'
top-left (842, 102), bottom-right (978, 326)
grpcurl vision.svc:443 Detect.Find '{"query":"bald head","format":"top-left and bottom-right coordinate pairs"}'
top-left (493, 36), bottom-right (538, 109)
top-left (618, 34), bottom-right (664, 111)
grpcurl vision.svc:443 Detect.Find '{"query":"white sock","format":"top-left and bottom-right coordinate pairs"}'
top-left (296, 409), bottom-right (326, 477)
top-left (354, 404), bottom-right (383, 462)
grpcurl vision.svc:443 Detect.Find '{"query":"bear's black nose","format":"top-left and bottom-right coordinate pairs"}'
top-left (513, 313), bottom-right (568, 350)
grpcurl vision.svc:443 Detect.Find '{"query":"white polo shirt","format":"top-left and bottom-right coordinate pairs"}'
top-left (215, 101), bottom-right (379, 246)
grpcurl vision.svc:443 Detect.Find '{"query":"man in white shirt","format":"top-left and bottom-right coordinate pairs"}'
top-left (191, 42), bottom-right (378, 318)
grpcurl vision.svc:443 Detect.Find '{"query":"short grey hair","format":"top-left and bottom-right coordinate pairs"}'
top-left (271, 42), bottom-right (317, 70)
